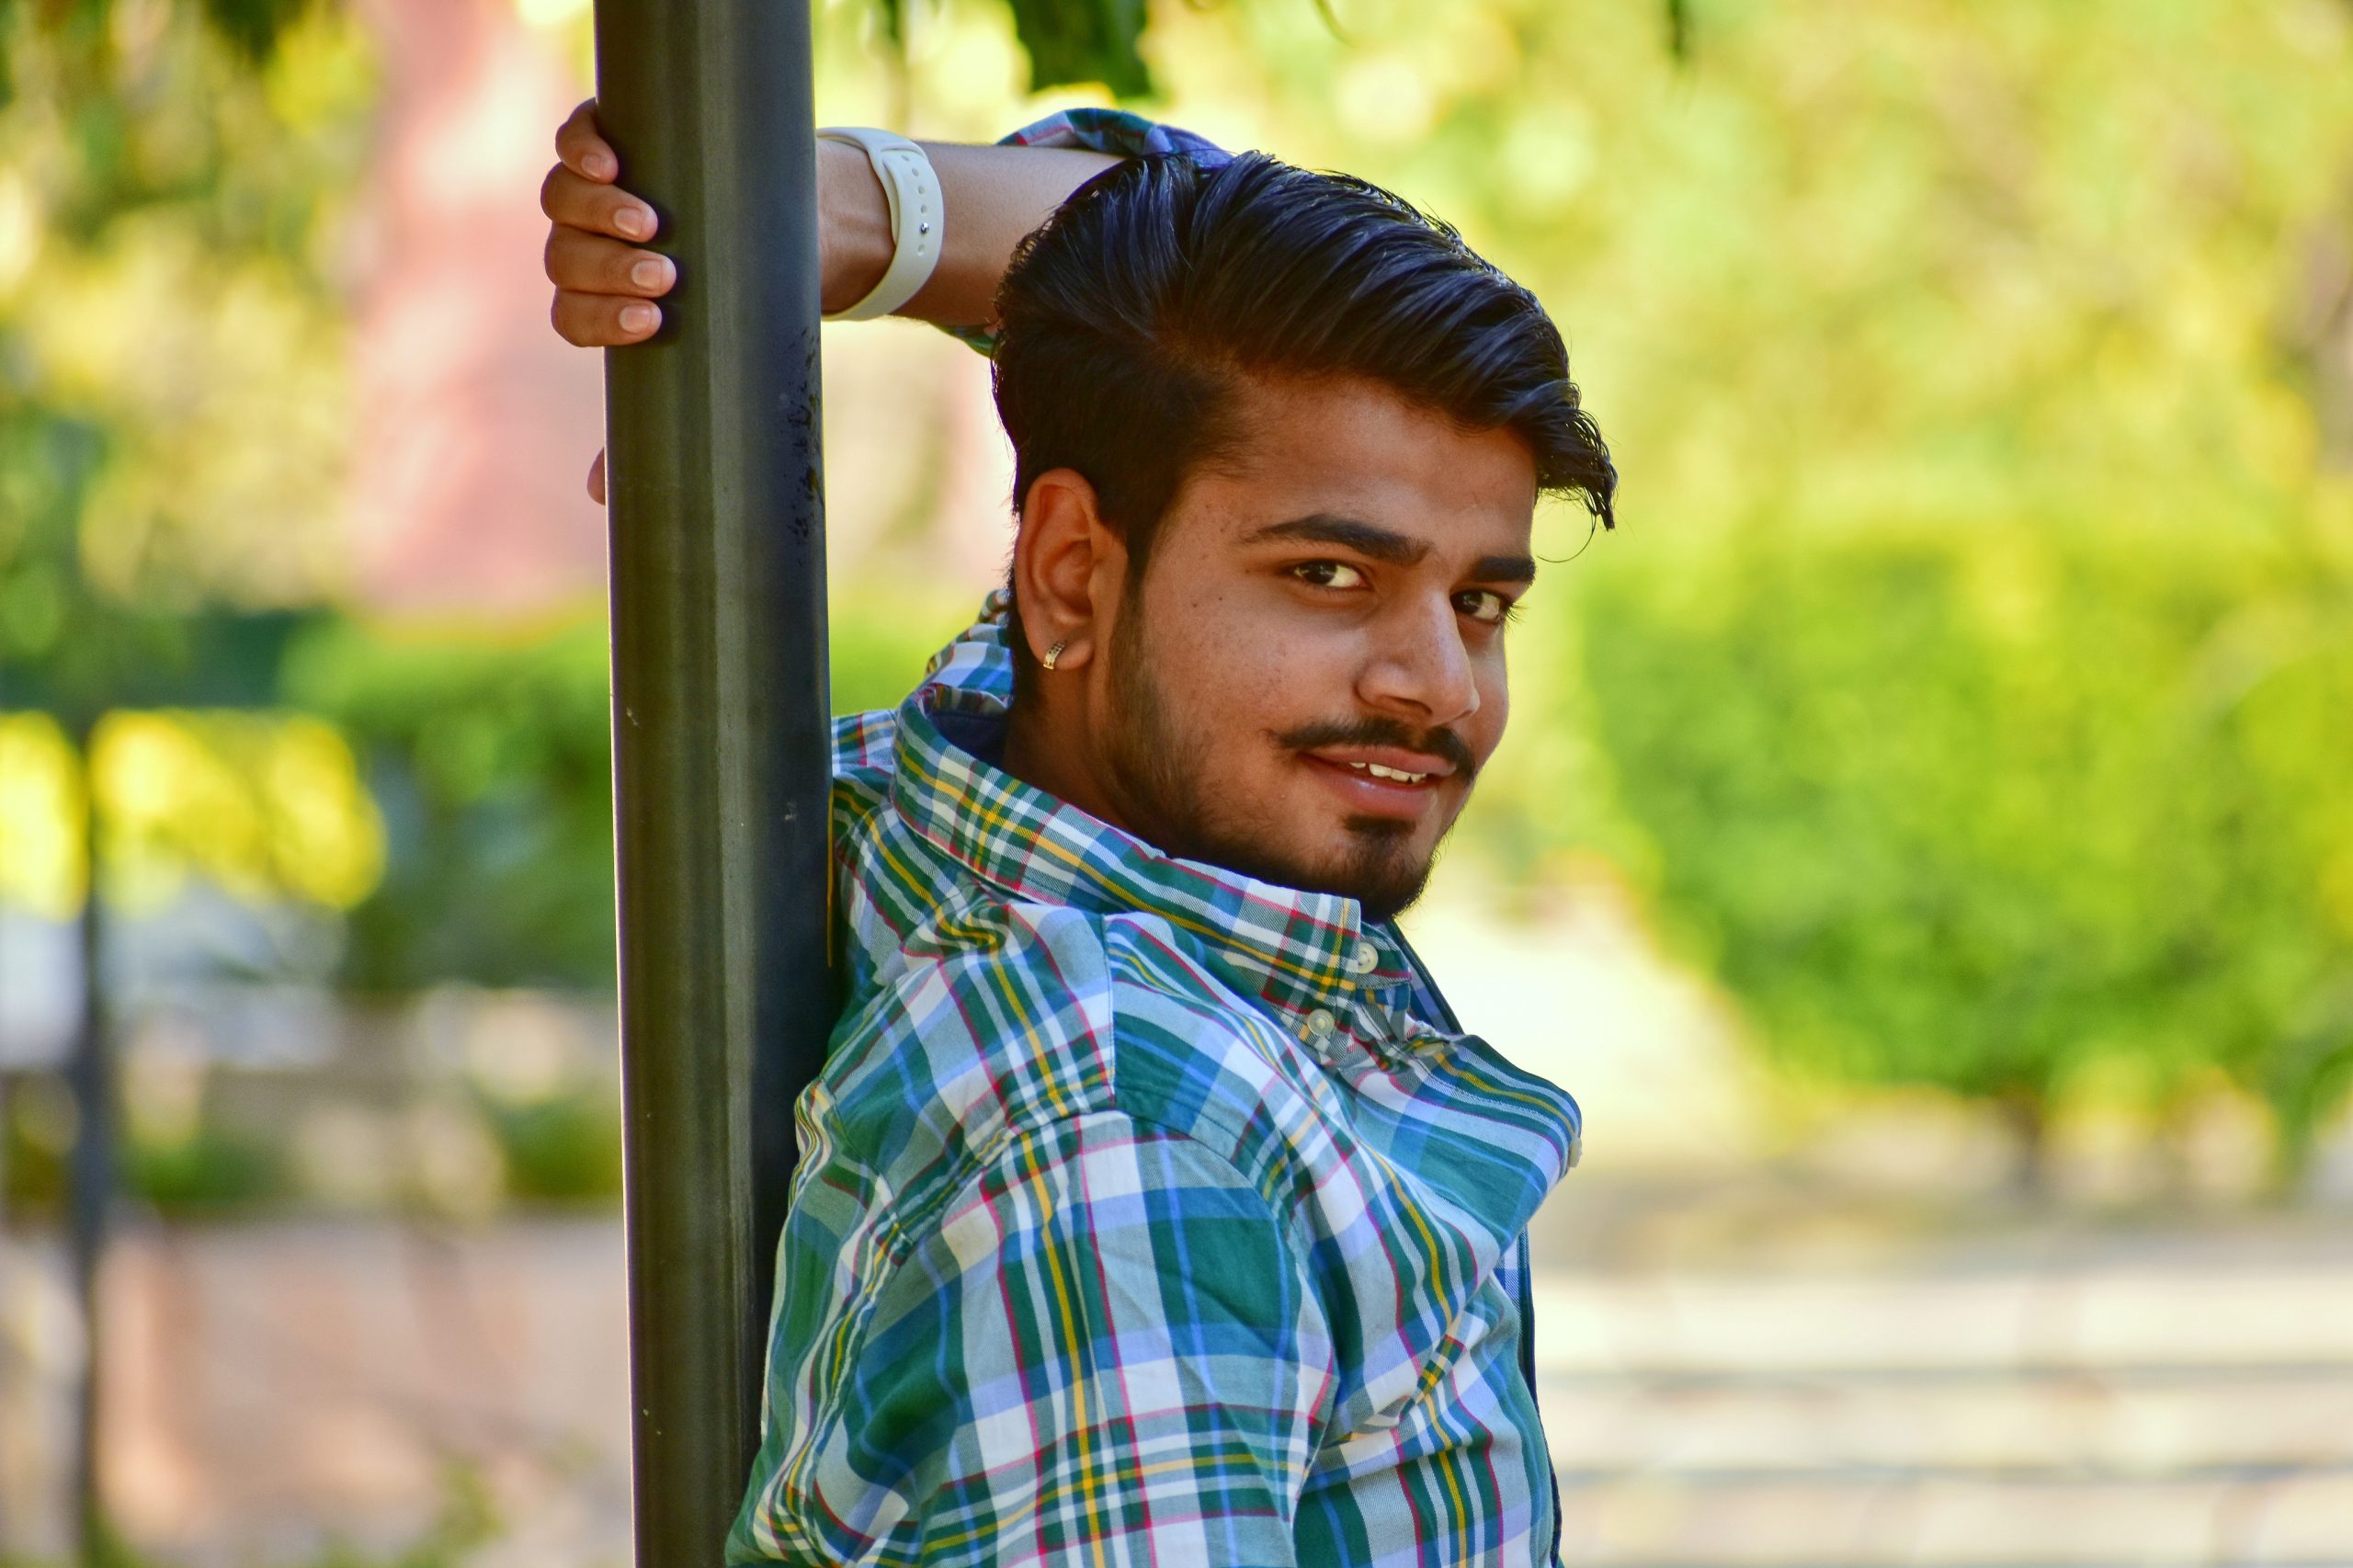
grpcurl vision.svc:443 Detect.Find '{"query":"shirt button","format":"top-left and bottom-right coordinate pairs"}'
top-left (1304, 1007), bottom-right (1337, 1039)
top-left (1349, 941), bottom-right (1379, 974)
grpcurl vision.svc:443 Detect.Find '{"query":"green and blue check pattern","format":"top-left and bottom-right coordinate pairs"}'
top-left (728, 598), bottom-right (1583, 1566)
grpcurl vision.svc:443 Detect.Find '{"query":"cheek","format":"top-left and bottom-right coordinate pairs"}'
top-left (1147, 578), bottom-right (1344, 734)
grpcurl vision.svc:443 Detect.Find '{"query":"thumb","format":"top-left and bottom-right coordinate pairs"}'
top-left (589, 448), bottom-right (608, 505)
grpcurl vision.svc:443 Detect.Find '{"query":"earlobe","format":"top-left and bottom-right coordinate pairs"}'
top-left (1011, 466), bottom-right (1118, 674)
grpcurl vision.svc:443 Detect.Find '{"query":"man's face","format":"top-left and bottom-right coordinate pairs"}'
top-left (1084, 375), bottom-right (1539, 922)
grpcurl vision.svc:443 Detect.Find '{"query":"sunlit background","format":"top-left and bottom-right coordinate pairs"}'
top-left (5, 1), bottom-right (2352, 1564)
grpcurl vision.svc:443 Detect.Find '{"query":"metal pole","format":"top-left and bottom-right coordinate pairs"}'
top-left (589, 6), bottom-right (833, 1563)
top-left (64, 721), bottom-right (114, 1568)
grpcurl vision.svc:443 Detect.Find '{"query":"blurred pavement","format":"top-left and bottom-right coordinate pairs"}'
top-left (3, 883), bottom-right (2349, 1568)
top-left (5, 1207), bottom-right (2350, 1567)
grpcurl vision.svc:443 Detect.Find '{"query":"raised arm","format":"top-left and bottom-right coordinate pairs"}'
top-left (540, 101), bottom-right (1118, 500)
top-left (540, 99), bottom-right (1118, 343)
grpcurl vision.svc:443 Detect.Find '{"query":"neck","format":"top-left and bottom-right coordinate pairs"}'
top-left (1001, 695), bottom-right (1138, 841)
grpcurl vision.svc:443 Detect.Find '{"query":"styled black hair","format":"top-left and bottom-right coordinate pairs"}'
top-left (991, 150), bottom-right (1618, 585)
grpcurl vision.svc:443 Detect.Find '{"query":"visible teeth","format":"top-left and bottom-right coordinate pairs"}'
top-left (1346, 761), bottom-right (1428, 784)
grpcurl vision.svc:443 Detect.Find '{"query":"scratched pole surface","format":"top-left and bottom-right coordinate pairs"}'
top-left (590, 5), bottom-right (832, 1562)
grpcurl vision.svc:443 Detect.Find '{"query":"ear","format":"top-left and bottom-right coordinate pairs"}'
top-left (1010, 468), bottom-right (1126, 674)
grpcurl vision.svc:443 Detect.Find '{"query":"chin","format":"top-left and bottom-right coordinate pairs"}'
top-left (1298, 824), bottom-right (1438, 924)
top-left (1174, 814), bottom-right (1427, 921)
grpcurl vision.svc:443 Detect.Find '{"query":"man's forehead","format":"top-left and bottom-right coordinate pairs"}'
top-left (1216, 371), bottom-right (1534, 470)
top-left (1194, 373), bottom-right (1540, 552)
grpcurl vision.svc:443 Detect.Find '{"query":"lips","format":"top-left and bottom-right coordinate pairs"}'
top-left (1298, 745), bottom-right (1456, 819)
top-left (1303, 744), bottom-right (1458, 784)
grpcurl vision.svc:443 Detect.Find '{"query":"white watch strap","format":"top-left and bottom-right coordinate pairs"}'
top-left (818, 128), bottom-right (942, 322)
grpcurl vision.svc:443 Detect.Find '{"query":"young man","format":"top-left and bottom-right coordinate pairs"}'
top-left (541, 105), bottom-right (1616, 1567)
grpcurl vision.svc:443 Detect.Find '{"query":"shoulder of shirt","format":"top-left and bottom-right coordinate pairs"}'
top-left (811, 889), bottom-right (1331, 1241)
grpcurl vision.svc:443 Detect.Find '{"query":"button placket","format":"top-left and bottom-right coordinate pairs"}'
top-left (1294, 1000), bottom-right (1358, 1065)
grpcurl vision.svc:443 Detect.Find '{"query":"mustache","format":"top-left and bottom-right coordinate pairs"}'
top-left (1273, 717), bottom-right (1480, 781)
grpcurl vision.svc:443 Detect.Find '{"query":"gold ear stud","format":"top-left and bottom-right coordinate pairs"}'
top-left (1042, 640), bottom-right (1068, 671)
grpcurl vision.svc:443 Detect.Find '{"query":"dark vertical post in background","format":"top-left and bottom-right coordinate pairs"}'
top-left (590, 6), bottom-right (834, 1562)
top-left (65, 723), bottom-right (112, 1568)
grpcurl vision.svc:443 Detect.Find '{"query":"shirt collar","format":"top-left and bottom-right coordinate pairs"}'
top-left (892, 597), bottom-right (1420, 1040)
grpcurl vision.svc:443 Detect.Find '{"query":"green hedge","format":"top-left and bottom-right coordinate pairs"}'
top-left (280, 597), bottom-right (962, 991)
top-left (1564, 521), bottom-right (2353, 1174)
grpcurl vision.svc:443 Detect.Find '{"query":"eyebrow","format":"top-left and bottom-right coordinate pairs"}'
top-left (1245, 513), bottom-right (1428, 565)
top-left (1244, 513), bottom-right (1539, 585)
top-left (1471, 552), bottom-right (1540, 585)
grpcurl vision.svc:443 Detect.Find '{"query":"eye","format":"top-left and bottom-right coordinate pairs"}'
top-left (1455, 588), bottom-right (1517, 626)
top-left (1290, 561), bottom-right (1369, 591)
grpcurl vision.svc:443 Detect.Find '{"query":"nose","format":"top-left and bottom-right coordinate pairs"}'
top-left (1358, 593), bottom-right (1481, 728)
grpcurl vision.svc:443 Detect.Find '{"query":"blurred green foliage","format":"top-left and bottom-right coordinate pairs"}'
top-left (120, 1115), bottom-right (289, 1208)
top-left (1003, 0), bottom-right (1152, 96)
top-left (480, 1085), bottom-right (624, 1205)
top-left (3, 1076), bottom-right (76, 1210)
top-left (4, 1059), bottom-right (634, 1213)
top-left (0, 0), bottom-right (1195, 733)
top-left (275, 604), bottom-right (949, 990)
top-left (5, 1069), bottom-right (290, 1212)
top-left (1563, 523), bottom-right (2353, 1174)
top-left (1147, 0), bottom-right (2353, 543)
top-left (280, 621), bottom-right (622, 991)
top-left (0, 2), bottom-right (373, 722)
top-left (6, 0), bottom-right (2353, 1188)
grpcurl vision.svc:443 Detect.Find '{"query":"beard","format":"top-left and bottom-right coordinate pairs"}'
top-left (1097, 601), bottom-right (1467, 925)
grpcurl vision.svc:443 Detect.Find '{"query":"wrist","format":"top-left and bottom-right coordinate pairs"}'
top-left (819, 139), bottom-right (893, 315)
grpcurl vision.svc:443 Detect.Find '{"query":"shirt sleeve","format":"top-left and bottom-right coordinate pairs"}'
top-left (939, 108), bottom-right (1234, 359)
top-left (734, 1111), bottom-right (1335, 1568)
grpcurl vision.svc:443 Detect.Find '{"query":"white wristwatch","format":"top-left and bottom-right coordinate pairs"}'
top-left (818, 127), bottom-right (943, 322)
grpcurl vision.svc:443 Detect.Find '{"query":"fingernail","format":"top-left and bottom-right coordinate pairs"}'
top-left (631, 256), bottom-right (670, 290)
top-left (615, 207), bottom-right (650, 238)
top-left (585, 152), bottom-right (617, 179)
top-left (620, 302), bottom-right (658, 334)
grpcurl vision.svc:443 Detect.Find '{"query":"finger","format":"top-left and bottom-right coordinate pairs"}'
top-left (551, 290), bottom-right (662, 347)
top-left (540, 165), bottom-right (659, 243)
top-left (554, 98), bottom-right (619, 183)
top-left (546, 227), bottom-right (675, 298)
top-left (588, 449), bottom-right (607, 506)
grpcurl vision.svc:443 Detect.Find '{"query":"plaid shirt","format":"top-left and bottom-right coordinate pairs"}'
top-left (728, 592), bottom-right (1583, 1568)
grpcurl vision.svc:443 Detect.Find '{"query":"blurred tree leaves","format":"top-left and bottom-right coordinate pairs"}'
top-left (1, 0), bottom-right (1426, 104)
top-left (0, 0), bottom-right (372, 729)
top-left (280, 619), bottom-right (622, 991)
top-left (1563, 524), bottom-right (2353, 1176)
top-left (6, 0), bottom-right (2353, 1183)
top-left (869, 0), bottom-right (1681, 97)
top-left (199, 0), bottom-right (312, 62)
top-left (1005, 0), bottom-right (1150, 96)
top-left (276, 604), bottom-right (950, 990)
